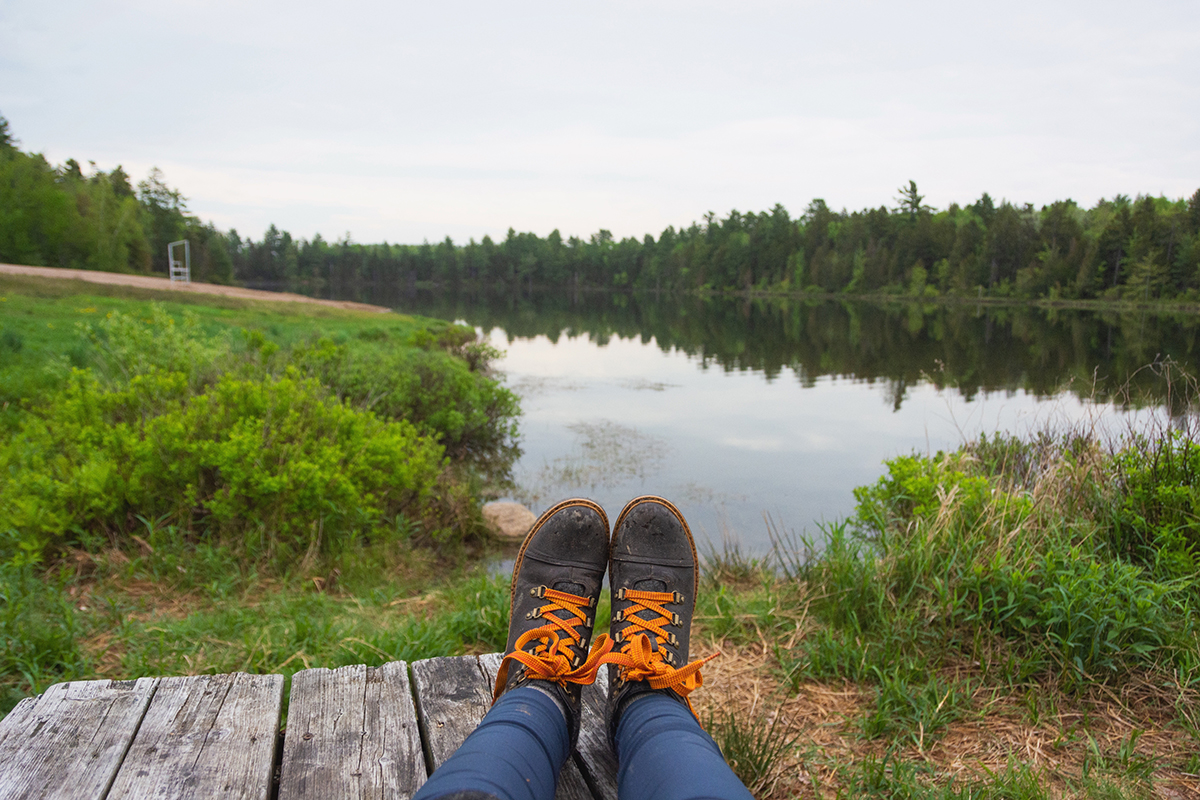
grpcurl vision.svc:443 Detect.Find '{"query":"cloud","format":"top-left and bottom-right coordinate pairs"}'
top-left (3, 0), bottom-right (1197, 243)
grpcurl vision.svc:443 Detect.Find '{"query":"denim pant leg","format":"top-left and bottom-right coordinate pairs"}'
top-left (413, 686), bottom-right (570, 800)
top-left (615, 694), bottom-right (754, 800)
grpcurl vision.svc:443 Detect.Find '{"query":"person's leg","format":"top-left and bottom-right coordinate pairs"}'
top-left (601, 496), bottom-right (754, 800)
top-left (413, 498), bottom-right (611, 800)
top-left (614, 693), bottom-right (753, 800)
top-left (412, 685), bottom-right (569, 800)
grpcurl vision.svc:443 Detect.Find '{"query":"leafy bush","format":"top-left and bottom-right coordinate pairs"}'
top-left (289, 335), bottom-right (519, 480)
top-left (86, 304), bottom-right (234, 390)
top-left (792, 432), bottom-right (1200, 691)
top-left (0, 305), bottom-right (521, 570)
top-left (853, 452), bottom-right (994, 531)
top-left (1110, 430), bottom-right (1200, 580)
top-left (963, 547), bottom-right (1185, 683)
top-left (0, 369), bottom-right (446, 566)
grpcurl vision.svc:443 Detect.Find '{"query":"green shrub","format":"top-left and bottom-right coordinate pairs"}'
top-left (853, 452), bottom-right (994, 533)
top-left (0, 304), bottom-right (522, 569)
top-left (290, 336), bottom-right (519, 479)
top-left (963, 545), bottom-right (1188, 683)
top-left (796, 435), bottom-right (1200, 692)
top-left (1110, 430), bottom-right (1200, 580)
top-left (0, 369), bottom-right (446, 566)
top-left (86, 304), bottom-right (234, 391)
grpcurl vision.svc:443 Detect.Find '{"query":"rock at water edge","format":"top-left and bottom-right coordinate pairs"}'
top-left (482, 502), bottom-right (536, 542)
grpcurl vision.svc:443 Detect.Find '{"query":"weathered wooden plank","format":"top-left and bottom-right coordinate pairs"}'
top-left (277, 661), bottom-right (425, 800)
top-left (575, 671), bottom-right (618, 800)
top-left (409, 656), bottom-right (491, 773)
top-left (106, 672), bottom-right (283, 800)
top-left (0, 677), bottom-right (158, 800)
top-left (476, 654), bottom-right (595, 800)
top-left (476, 652), bottom-right (503, 697)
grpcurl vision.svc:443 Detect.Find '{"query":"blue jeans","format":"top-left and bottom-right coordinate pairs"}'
top-left (413, 687), bottom-right (753, 800)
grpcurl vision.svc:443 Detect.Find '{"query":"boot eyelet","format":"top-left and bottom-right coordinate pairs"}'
top-left (668, 633), bottom-right (678, 646)
top-left (672, 613), bottom-right (682, 626)
top-left (673, 591), bottom-right (684, 604)
top-left (616, 588), bottom-right (626, 600)
top-left (613, 610), bottom-right (623, 622)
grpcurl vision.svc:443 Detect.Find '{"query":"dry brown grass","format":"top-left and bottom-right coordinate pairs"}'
top-left (689, 633), bottom-right (1200, 800)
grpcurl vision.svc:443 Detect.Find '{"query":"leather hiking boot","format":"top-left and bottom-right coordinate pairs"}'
top-left (600, 496), bottom-right (717, 741)
top-left (493, 498), bottom-right (611, 746)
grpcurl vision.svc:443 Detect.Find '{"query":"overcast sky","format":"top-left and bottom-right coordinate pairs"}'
top-left (2, 0), bottom-right (1198, 244)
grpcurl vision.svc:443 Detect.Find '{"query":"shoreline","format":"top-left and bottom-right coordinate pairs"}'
top-left (8, 263), bottom-right (1200, 316)
top-left (0, 263), bottom-right (392, 313)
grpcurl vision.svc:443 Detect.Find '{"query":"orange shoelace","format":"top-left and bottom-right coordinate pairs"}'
top-left (493, 586), bottom-right (613, 702)
top-left (596, 588), bottom-right (719, 720)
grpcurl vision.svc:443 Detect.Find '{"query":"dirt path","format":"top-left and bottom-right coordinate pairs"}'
top-left (0, 263), bottom-right (391, 313)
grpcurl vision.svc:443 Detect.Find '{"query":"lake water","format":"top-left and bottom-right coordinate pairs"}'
top-left (285, 285), bottom-right (1200, 555)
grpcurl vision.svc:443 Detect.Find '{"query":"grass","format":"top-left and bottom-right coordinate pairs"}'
top-left (708, 702), bottom-right (802, 796)
top-left (0, 275), bottom-right (523, 711)
top-left (689, 417), bottom-right (1200, 799)
top-left (0, 272), bottom-right (440, 432)
top-left (1, 535), bottom-right (516, 714)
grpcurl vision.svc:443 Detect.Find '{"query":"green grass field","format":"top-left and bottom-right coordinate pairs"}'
top-left (0, 273), bottom-right (523, 712)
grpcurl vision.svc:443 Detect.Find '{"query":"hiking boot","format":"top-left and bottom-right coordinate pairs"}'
top-left (600, 496), bottom-right (716, 741)
top-left (493, 498), bottom-right (611, 746)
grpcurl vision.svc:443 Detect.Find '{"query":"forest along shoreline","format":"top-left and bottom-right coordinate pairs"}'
top-left (2, 114), bottom-right (1198, 308)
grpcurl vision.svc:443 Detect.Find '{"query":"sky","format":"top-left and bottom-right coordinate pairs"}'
top-left (2, 0), bottom-right (1198, 245)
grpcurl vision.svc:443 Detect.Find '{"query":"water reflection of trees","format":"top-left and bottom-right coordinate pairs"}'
top-left (332, 285), bottom-right (1200, 411)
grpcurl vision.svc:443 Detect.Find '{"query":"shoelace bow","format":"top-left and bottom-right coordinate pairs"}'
top-left (596, 588), bottom-right (719, 719)
top-left (493, 586), bottom-right (612, 702)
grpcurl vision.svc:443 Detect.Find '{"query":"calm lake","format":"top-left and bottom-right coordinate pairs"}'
top-left (293, 285), bottom-right (1200, 555)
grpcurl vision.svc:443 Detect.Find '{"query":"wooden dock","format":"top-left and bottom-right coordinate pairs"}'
top-left (0, 653), bottom-right (618, 800)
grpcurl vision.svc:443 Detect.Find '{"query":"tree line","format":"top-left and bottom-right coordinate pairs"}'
top-left (370, 289), bottom-right (1200, 412)
top-left (0, 115), bottom-right (233, 283)
top-left (4, 113), bottom-right (1199, 302)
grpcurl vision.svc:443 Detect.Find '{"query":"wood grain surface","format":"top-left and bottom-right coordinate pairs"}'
top-left (0, 653), bottom-right (618, 800)
top-left (278, 662), bottom-right (425, 800)
top-left (0, 678), bottom-right (157, 800)
top-left (575, 670), bottom-right (618, 800)
top-left (105, 672), bottom-right (283, 800)
top-left (409, 655), bottom-right (492, 774)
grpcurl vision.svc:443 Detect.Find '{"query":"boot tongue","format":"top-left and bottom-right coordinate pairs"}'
top-left (554, 581), bottom-right (585, 596)
top-left (634, 579), bottom-right (667, 592)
